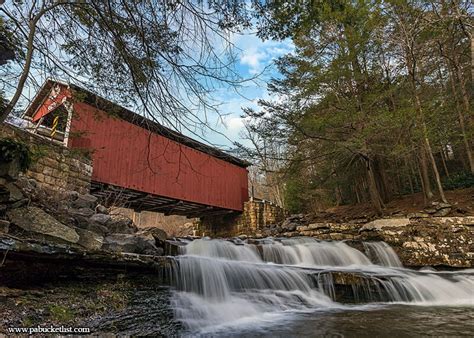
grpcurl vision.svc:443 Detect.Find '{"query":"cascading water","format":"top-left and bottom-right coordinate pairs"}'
top-left (170, 237), bottom-right (474, 334)
top-left (363, 241), bottom-right (403, 267)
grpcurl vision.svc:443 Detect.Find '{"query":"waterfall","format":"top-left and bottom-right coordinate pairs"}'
top-left (363, 241), bottom-right (403, 267)
top-left (170, 237), bottom-right (474, 333)
top-left (261, 238), bottom-right (372, 266)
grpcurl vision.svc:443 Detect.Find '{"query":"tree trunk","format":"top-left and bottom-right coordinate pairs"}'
top-left (406, 45), bottom-right (448, 203)
top-left (366, 159), bottom-right (384, 215)
top-left (1, 20), bottom-right (37, 123)
top-left (413, 90), bottom-right (447, 203)
top-left (448, 66), bottom-right (474, 173)
top-left (424, 134), bottom-right (448, 203)
top-left (418, 146), bottom-right (433, 204)
top-left (440, 146), bottom-right (450, 178)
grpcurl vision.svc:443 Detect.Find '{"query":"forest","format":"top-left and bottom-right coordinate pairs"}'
top-left (242, 0), bottom-right (473, 214)
top-left (1, 1), bottom-right (472, 215)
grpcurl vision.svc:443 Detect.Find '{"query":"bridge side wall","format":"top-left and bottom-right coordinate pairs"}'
top-left (67, 102), bottom-right (249, 211)
top-left (0, 123), bottom-right (92, 194)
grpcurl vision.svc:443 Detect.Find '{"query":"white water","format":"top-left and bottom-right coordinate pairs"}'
top-left (171, 237), bottom-right (474, 333)
top-left (363, 241), bottom-right (403, 267)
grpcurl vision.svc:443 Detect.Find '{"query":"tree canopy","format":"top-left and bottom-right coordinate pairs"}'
top-left (0, 0), bottom-right (251, 143)
top-left (242, 0), bottom-right (473, 213)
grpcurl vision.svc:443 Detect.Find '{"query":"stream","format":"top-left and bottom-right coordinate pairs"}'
top-left (168, 237), bottom-right (474, 335)
top-left (2, 237), bottom-right (473, 335)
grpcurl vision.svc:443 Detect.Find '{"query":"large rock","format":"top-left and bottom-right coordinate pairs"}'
top-left (75, 227), bottom-right (104, 251)
top-left (71, 194), bottom-right (98, 209)
top-left (359, 218), bottom-right (410, 232)
top-left (136, 227), bottom-right (168, 242)
top-left (6, 207), bottom-right (79, 243)
top-left (430, 217), bottom-right (474, 226)
top-left (87, 223), bottom-right (109, 236)
top-left (4, 182), bottom-right (24, 202)
top-left (308, 223), bottom-right (331, 230)
top-left (425, 202), bottom-right (452, 217)
top-left (107, 217), bottom-right (137, 234)
top-left (407, 212), bottom-right (430, 219)
top-left (95, 204), bottom-right (108, 214)
top-left (0, 220), bottom-right (9, 233)
top-left (89, 213), bottom-right (111, 225)
top-left (69, 207), bottom-right (95, 218)
top-left (102, 233), bottom-right (162, 255)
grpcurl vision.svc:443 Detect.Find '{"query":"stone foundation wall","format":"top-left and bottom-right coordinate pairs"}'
top-left (1, 123), bottom-right (92, 194)
top-left (198, 199), bottom-right (286, 237)
top-left (110, 207), bottom-right (197, 237)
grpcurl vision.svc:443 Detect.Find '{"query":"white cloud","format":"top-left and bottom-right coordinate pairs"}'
top-left (187, 32), bottom-right (294, 148)
top-left (232, 32), bottom-right (294, 75)
top-left (240, 50), bottom-right (267, 74)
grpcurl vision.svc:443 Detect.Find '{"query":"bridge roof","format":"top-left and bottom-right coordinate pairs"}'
top-left (24, 79), bottom-right (251, 168)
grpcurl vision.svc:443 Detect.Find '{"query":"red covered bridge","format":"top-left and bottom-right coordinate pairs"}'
top-left (23, 80), bottom-right (250, 217)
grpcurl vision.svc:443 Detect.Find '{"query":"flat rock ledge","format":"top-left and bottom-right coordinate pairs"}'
top-left (0, 234), bottom-right (173, 287)
top-left (230, 216), bottom-right (474, 268)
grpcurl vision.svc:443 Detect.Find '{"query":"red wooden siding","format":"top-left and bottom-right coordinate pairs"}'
top-left (67, 102), bottom-right (249, 211)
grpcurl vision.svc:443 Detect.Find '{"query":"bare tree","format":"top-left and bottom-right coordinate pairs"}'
top-left (0, 0), bottom-right (252, 146)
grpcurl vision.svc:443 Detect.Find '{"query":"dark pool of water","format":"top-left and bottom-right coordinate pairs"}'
top-left (90, 286), bottom-right (473, 336)
top-left (217, 305), bottom-right (474, 337)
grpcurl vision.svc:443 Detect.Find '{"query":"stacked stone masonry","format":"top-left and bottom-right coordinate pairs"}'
top-left (1, 124), bottom-right (92, 194)
top-left (199, 199), bottom-right (286, 237)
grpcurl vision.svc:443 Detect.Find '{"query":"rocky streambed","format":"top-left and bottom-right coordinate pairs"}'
top-left (1, 273), bottom-right (181, 335)
top-left (245, 213), bottom-right (474, 268)
top-left (1, 174), bottom-right (474, 334)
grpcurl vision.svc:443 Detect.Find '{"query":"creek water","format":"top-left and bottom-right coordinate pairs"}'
top-left (169, 237), bottom-right (474, 336)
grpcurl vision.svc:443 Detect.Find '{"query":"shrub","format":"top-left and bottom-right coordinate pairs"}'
top-left (0, 138), bottom-right (32, 172)
top-left (443, 172), bottom-right (474, 190)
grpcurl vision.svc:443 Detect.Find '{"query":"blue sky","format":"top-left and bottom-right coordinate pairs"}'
top-left (204, 32), bottom-right (293, 149)
top-left (4, 27), bottom-right (293, 152)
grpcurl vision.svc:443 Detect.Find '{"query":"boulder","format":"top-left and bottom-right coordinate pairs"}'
top-left (296, 225), bottom-right (309, 232)
top-left (9, 198), bottom-right (29, 209)
top-left (425, 202), bottom-right (452, 217)
top-left (282, 222), bottom-right (297, 231)
top-left (426, 217), bottom-right (474, 226)
top-left (75, 227), bottom-right (104, 251)
top-left (107, 217), bottom-right (136, 234)
top-left (69, 207), bottom-right (95, 218)
top-left (0, 220), bottom-right (9, 233)
top-left (102, 233), bottom-right (162, 255)
top-left (64, 190), bottom-right (79, 202)
top-left (308, 223), bottom-right (330, 230)
top-left (89, 213), bottom-right (111, 225)
top-left (6, 207), bottom-right (79, 243)
top-left (359, 218), bottom-right (410, 232)
top-left (433, 207), bottom-right (452, 217)
top-left (281, 218), bottom-right (299, 231)
top-left (0, 186), bottom-right (8, 204)
top-left (72, 215), bottom-right (109, 236)
top-left (136, 227), bottom-right (168, 242)
top-left (86, 223), bottom-right (109, 236)
top-left (407, 212), bottom-right (430, 219)
top-left (5, 182), bottom-right (24, 202)
top-left (95, 204), bottom-right (108, 214)
top-left (71, 194), bottom-right (98, 209)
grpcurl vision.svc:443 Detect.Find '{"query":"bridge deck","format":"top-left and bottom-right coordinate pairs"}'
top-left (91, 181), bottom-right (236, 217)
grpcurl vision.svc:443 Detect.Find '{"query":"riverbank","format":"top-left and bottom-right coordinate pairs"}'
top-left (249, 215), bottom-right (474, 268)
top-left (1, 167), bottom-right (473, 334)
top-left (1, 273), bottom-right (181, 335)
